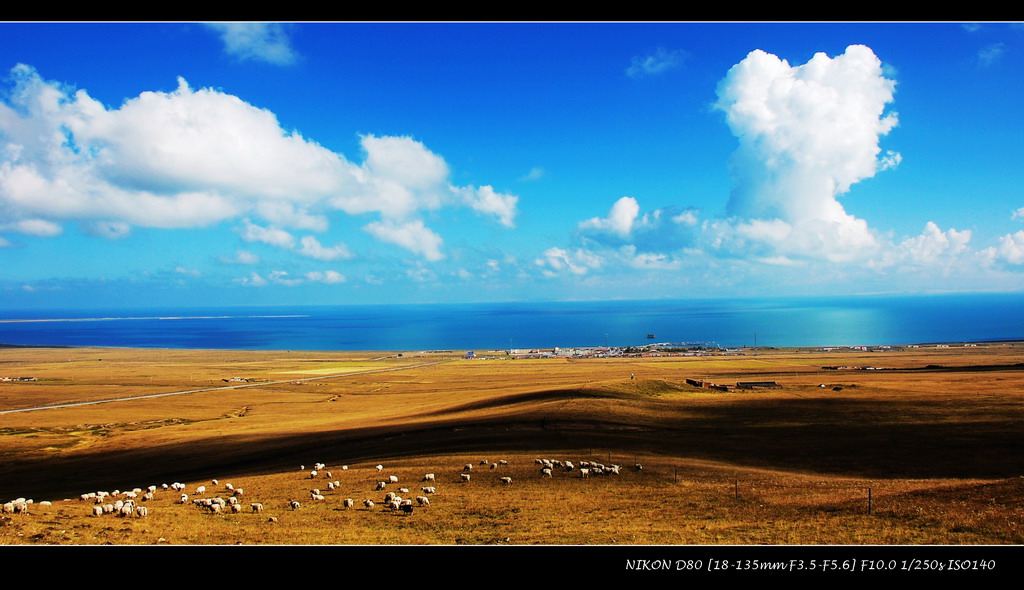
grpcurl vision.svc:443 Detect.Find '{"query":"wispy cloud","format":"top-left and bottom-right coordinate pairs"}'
top-left (205, 23), bottom-right (298, 66)
top-left (978, 42), bottom-right (1007, 67)
top-left (519, 167), bottom-right (545, 182)
top-left (626, 47), bottom-right (688, 79)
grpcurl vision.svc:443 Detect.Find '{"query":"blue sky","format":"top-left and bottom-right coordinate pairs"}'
top-left (1, 22), bottom-right (1023, 309)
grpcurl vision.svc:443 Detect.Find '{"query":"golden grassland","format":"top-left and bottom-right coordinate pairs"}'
top-left (0, 344), bottom-right (1021, 545)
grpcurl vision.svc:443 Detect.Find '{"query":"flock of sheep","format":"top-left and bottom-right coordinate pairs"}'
top-left (2, 454), bottom-right (643, 532)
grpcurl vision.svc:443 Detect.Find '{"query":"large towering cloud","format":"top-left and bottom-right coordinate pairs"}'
top-left (711, 45), bottom-right (900, 262)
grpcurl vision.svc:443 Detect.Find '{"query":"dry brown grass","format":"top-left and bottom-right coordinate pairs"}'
top-left (0, 344), bottom-right (1021, 545)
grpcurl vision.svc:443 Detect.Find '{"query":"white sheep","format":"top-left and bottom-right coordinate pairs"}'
top-left (375, 481), bottom-right (387, 491)
top-left (342, 465), bottom-right (349, 471)
top-left (195, 485), bottom-right (206, 495)
top-left (463, 463), bottom-right (473, 471)
top-left (312, 494), bottom-right (325, 501)
top-left (231, 503), bottom-right (243, 513)
top-left (580, 468), bottom-right (590, 479)
top-left (500, 477), bottom-right (513, 486)
top-left (327, 482), bottom-right (336, 491)
top-left (490, 463), bottom-right (498, 470)
top-left (416, 496), bottom-right (430, 506)
top-left (498, 460), bottom-right (509, 465)
top-left (179, 493), bottom-right (189, 504)
top-left (91, 505), bottom-right (103, 516)
top-left (225, 483), bottom-right (234, 491)
top-left (388, 475), bottom-right (399, 484)
top-left (251, 502), bottom-right (264, 513)
top-left (461, 473), bottom-right (471, 482)
top-left (233, 488), bottom-right (244, 497)
top-left (135, 506), bottom-right (149, 517)
top-left (375, 464), bottom-right (384, 472)
top-left (421, 486), bottom-right (436, 494)
top-left (211, 479), bottom-right (218, 486)
top-left (423, 473), bottom-right (436, 482)
top-left (363, 499), bottom-right (375, 509)
top-left (343, 498), bottom-right (354, 509)
top-left (540, 468), bottom-right (552, 478)
top-left (290, 500), bottom-right (301, 510)
top-left (324, 471), bottom-right (332, 479)
top-left (309, 470), bottom-right (318, 479)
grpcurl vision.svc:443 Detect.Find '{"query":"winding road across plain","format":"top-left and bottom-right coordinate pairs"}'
top-left (0, 358), bottom-right (454, 415)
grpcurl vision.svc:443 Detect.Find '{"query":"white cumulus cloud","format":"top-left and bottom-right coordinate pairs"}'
top-left (296, 235), bottom-right (352, 261)
top-left (364, 219), bottom-right (444, 262)
top-left (0, 65), bottom-right (518, 262)
top-left (305, 270), bottom-right (346, 284)
top-left (712, 45), bottom-right (899, 262)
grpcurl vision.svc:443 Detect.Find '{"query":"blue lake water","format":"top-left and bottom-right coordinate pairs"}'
top-left (0, 293), bottom-right (1022, 351)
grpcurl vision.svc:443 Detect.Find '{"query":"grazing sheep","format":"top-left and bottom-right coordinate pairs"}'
top-left (161, 483), bottom-right (169, 490)
top-left (231, 503), bottom-right (243, 513)
top-left (500, 477), bottom-right (513, 486)
top-left (540, 468), bottom-right (552, 478)
top-left (268, 517), bottom-right (279, 523)
top-left (91, 505), bottom-right (103, 516)
top-left (384, 491), bottom-right (397, 503)
top-left (498, 460), bottom-right (509, 466)
top-left (210, 503), bottom-right (222, 514)
top-left (290, 500), bottom-right (301, 510)
top-left (375, 481), bottom-right (387, 491)
top-left (310, 488), bottom-right (321, 496)
top-left (363, 499), bottom-right (375, 509)
top-left (580, 468), bottom-right (590, 479)
top-left (634, 463), bottom-right (643, 471)
top-left (225, 483), bottom-right (234, 491)
top-left (341, 465), bottom-right (349, 471)
top-left (102, 504), bottom-right (115, 514)
top-left (251, 503), bottom-right (264, 513)
top-left (136, 506), bottom-right (149, 517)
top-left (300, 465), bottom-right (305, 470)
top-left (388, 475), bottom-right (399, 484)
top-left (142, 492), bottom-right (154, 502)
top-left (463, 464), bottom-right (473, 471)
top-left (400, 503), bottom-right (413, 516)
top-left (324, 471), bottom-right (332, 479)
top-left (421, 486), bottom-right (436, 494)
top-left (312, 494), bottom-right (325, 501)
top-left (195, 485), bottom-right (206, 495)
top-left (479, 459), bottom-right (489, 465)
top-left (375, 464), bottom-right (384, 472)
top-left (211, 479), bottom-right (218, 486)
top-left (416, 496), bottom-right (430, 506)
top-left (333, 481), bottom-right (340, 488)
top-left (179, 494), bottom-right (189, 504)
top-left (309, 470), bottom-right (318, 479)
top-left (343, 498), bottom-right (354, 509)
top-left (423, 473), bottom-right (436, 482)
top-left (147, 485), bottom-right (157, 493)
top-left (233, 488), bottom-right (244, 497)
top-left (460, 473), bottom-right (471, 483)
top-left (490, 463), bottom-right (498, 470)
top-left (565, 461), bottom-right (574, 471)
top-left (228, 497), bottom-right (238, 506)
top-left (314, 462), bottom-right (326, 470)
top-left (327, 482), bottom-right (336, 491)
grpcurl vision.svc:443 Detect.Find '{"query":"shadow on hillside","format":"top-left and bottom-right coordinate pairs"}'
top-left (2, 392), bottom-right (1020, 500)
